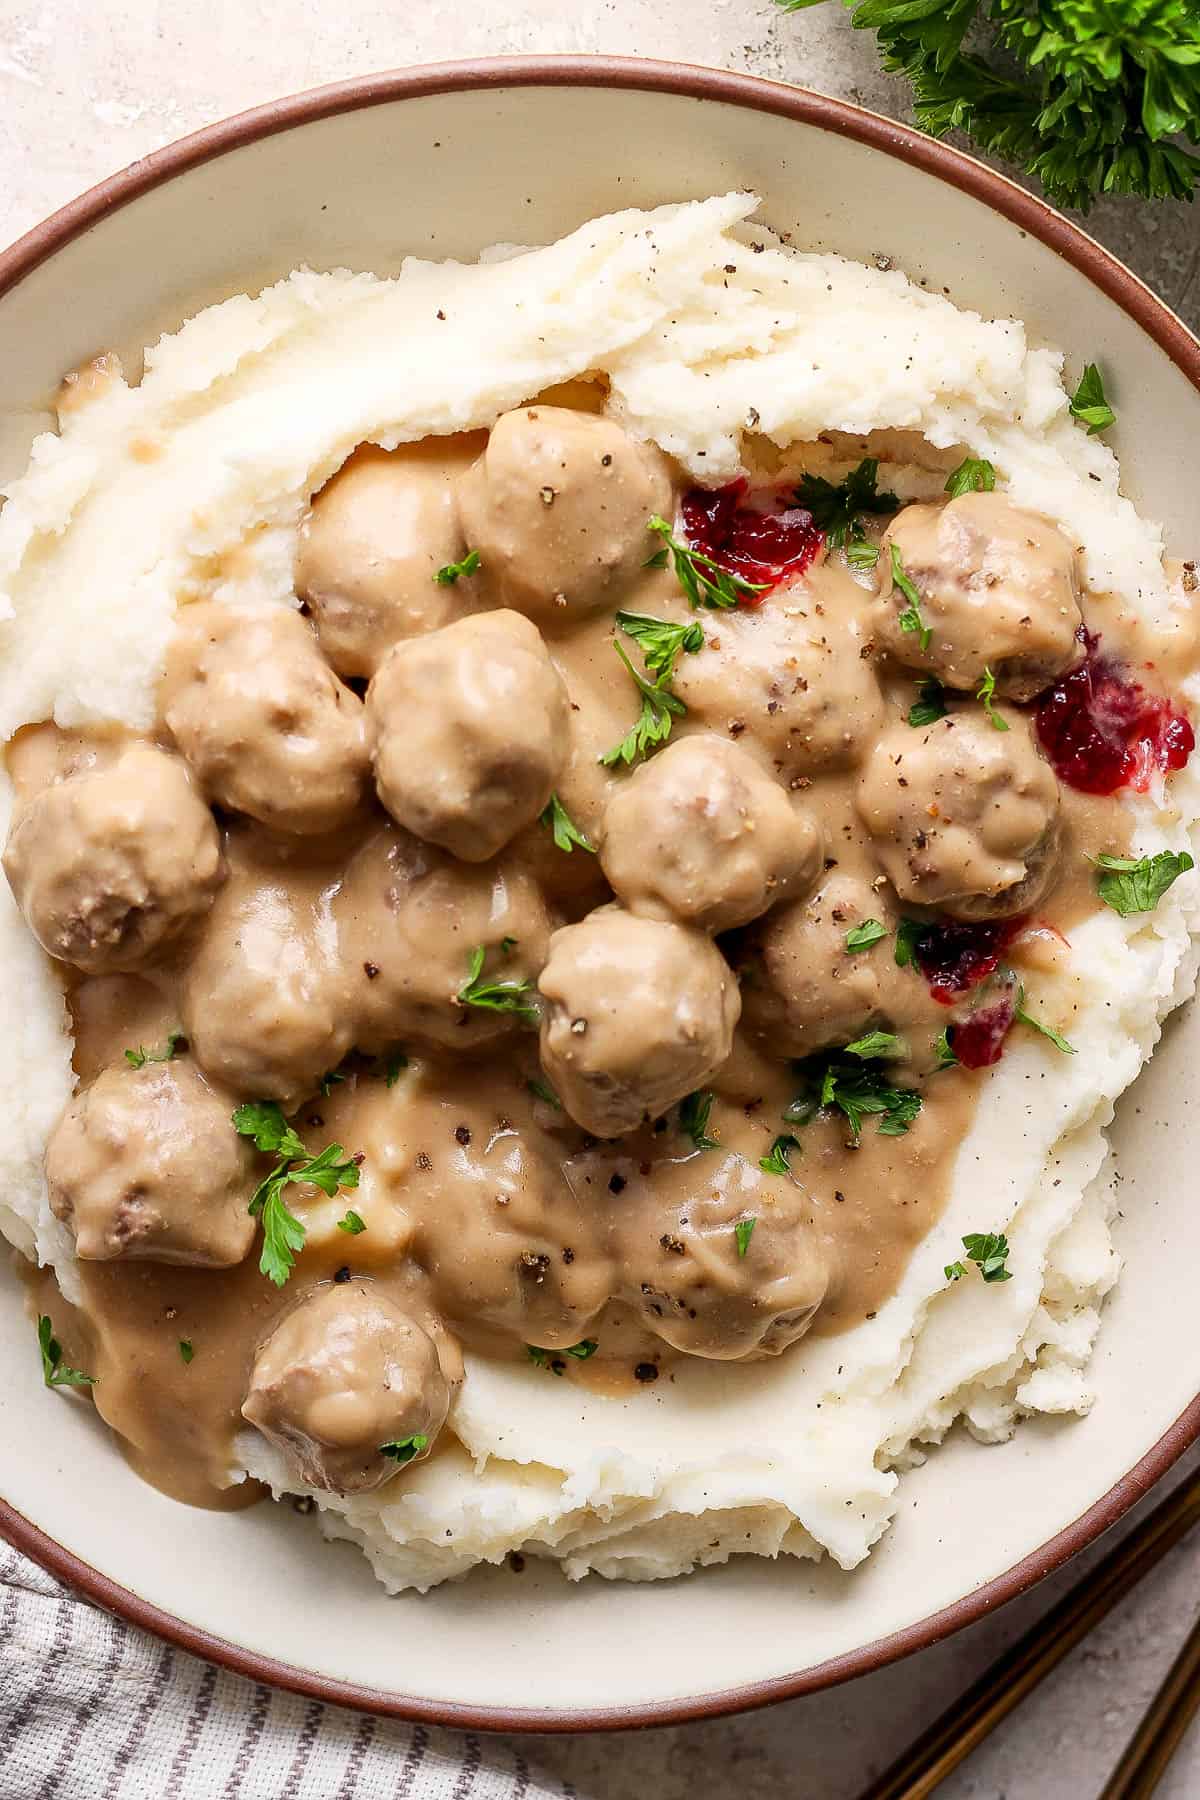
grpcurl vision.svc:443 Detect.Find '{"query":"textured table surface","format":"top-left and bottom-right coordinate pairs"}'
top-left (2, 4), bottom-right (1199, 1797)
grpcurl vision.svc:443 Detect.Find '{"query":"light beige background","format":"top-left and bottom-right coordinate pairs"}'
top-left (1, 4), bottom-right (1198, 1796)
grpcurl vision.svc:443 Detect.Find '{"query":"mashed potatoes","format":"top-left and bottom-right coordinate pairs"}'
top-left (1, 194), bottom-right (1197, 1590)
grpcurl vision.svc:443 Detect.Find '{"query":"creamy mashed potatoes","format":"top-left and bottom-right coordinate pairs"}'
top-left (2, 194), bottom-right (1198, 1591)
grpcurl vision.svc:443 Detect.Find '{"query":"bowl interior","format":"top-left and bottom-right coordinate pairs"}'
top-left (0, 65), bottom-right (1198, 1727)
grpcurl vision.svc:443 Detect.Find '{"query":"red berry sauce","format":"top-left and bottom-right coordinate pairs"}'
top-left (681, 480), bottom-right (823, 597)
top-left (1036, 630), bottom-right (1194, 795)
top-left (908, 917), bottom-right (1024, 1006)
top-left (950, 992), bottom-right (1016, 1070)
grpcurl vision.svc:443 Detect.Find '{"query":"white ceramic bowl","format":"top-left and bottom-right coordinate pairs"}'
top-left (1, 57), bottom-right (1198, 1730)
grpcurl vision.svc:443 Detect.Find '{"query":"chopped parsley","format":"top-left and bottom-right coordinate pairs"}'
top-left (178, 1339), bottom-right (195, 1365)
top-left (433, 549), bottom-right (481, 586)
top-left (796, 457), bottom-right (899, 558)
top-left (908, 679), bottom-right (947, 728)
top-left (337, 1210), bottom-right (366, 1235)
top-left (894, 917), bottom-right (924, 968)
top-left (1012, 982), bottom-right (1076, 1055)
top-left (233, 1101), bottom-right (361, 1287)
top-left (527, 1076), bottom-right (561, 1109)
top-left (890, 543), bottom-right (932, 651)
top-left (944, 1260), bottom-right (967, 1282)
top-left (843, 1030), bottom-right (902, 1059)
top-left (759, 1133), bottom-right (801, 1175)
top-left (124, 1030), bottom-right (184, 1069)
top-left (976, 667), bottom-right (1010, 731)
top-left (934, 1027), bottom-right (959, 1070)
top-left (1069, 364), bottom-right (1116, 436)
top-left (961, 1231), bottom-right (1013, 1283)
top-left (527, 1340), bottom-right (597, 1373)
top-left (679, 1089), bottom-right (719, 1151)
top-left (456, 945), bottom-right (539, 1022)
top-left (37, 1315), bottom-right (95, 1390)
top-left (319, 1068), bottom-right (347, 1097)
top-left (845, 919), bottom-right (887, 953)
top-left (646, 514), bottom-right (767, 611)
top-left (1095, 850), bottom-right (1194, 916)
top-left (734, 1217), bottom-right (757, 1257)
top-left (615, 610), bottom-right (705, 683)
top-left (784, 1047), bottom-right (922, 1144)
top-left (599, 639), bottom-right (688, 768)
top-left (540, 792), bottom-right (595, 855)
top-left (380, 1434), bottom-right (429, 1464)
top-left (377, 1051), bottom-right (408, 1087)
top-left (944, 457), bottom-right (996, 498)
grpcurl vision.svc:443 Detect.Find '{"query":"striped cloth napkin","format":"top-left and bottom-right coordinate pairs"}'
top-left (0, 1541), bottom-right (574, 1798)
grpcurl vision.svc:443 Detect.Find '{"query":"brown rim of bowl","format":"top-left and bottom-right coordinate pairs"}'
top-left (1, 54), bottom-right (1198, 1735)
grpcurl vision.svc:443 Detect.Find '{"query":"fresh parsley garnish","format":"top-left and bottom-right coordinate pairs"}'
top-left (527, 1076), bottom-right (561, 1109)
top-left (1012, 982), bottom-right (1076, 1055)
top-left (527, 1340), bottom-right (597, 1373)
top-left (796, 457), bottom-right (899, 557)
top-left (378, 1051), bottom-right (408, 1087)
top-left (894, 917), bottom-right (924, 968)
top-left (844, 1030), bottom-right (902, 1058)
top-left (599, 639), bottom-right (688, 768)
top-left (734, 1217), bottom-right (757, 1257)
top-left (944, 1260), bottom-right (967, 1282)
top-left (1069, 364), bottom-right (1116, 435)
top-left (233, 1101), bottom-right (361, 1287)
top-left (647, 515), bottom-right (767, 611)
top-left (679, 1089), bottom-right (719, 1151)
top-left (179, 1339), bottom-right (194, 1365)
top-left (784, 1047), bottom-right (922, 1144)
top-left (540, 792), bottom-right (595, 855)
top-left (337, 1210), bottom-right (366, 1235)
top-left (319, 1068), bottom-right (347, 1097)
top-left (433, 549), bottom-right (481, 586)
top-left (37, 1315), bottom-right (95, 1389)
top-left (944, 457), bottom-right (996, 498)
top-left (845, 919), bottom-right (887, 953)
top-left (908, 679), bottom-right (947, 728)
top-left (934, 1027), bottom-right (959, 1070)
top-left (456, 945), bottom-right (539, 1022)
top-left (563, 1339), bottom-right (598, 1360)
top-left (960, 1231), bottom-right (1013, 1284)
top-left (976, 667), bottom-right (1009, 731)
top-left (759, 1133), bottom-right (801, 1175)
top-left (615, 610), bottom-right (705, 683)
top-left (380, 1434), bottom-right (429, 1464)
top-left (124, 1031), bottom-right (184, 1069)
top-left (890, 543), bottom-right (932, 651)
top-left (1095, 850), bottom-right (1194, 916)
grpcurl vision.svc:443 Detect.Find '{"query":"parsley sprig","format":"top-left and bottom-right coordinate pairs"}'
top-left (1069, 364), bottom-right (1117, 435)
top-left (647, 515), bottom-right (767, 611)
top-left (457, 945), bottom-right (539, 1022)
top-left (679, 1090), bottom-right (720, 1151)
top-left (527, 1341), bottom-right (598, 1373)
top-left (125, 1031), bottom-right (184, 1069)
top-left (795, 456), bottom-right (899, 562)
top-left (233, 1101), bottom-right (361, 1287)
top-left (759, 1133), bottom-right (802, 1175)
top-left (908, 679), bottom-right (947, 728)
top-left (945, 457), bottom-right (996, 498)
top-left (889, 544), bottom-right (932, 651)
top-left (1011, 982), bottom-right (1076, 1056)
top-left (615, 610), bottom-right (705, 682)
top-left (946, 1231), bottom-right (1013, 1285)
top-left (434, 549), bottom-right (481, 586)
top-left (976, 667), bottom-right (1009, 731)
top-left (38, 1315), bottom-right (95, 1390)
top-left (600, 640), bottom-right (688, 768)
top-left (1095, 850), bottom-right (1194, 916)
top-left (734, 1218), bottom-right (757, 1257)
top-left (540, 792), bottom-right (595, 854)
top-left (380, 1433), bottom-right (429, 1464)
top-left (845, 919), bottom-right (887, 953)
top-left (784, 1041), bottom-right (922, 1143)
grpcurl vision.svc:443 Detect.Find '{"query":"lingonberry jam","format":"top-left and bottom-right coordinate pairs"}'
top-left (950, 993), bottom-right (1016, 1070)
top-left (681, 480), bottom-right (823, 595)
top-left (908, 918), bottom-right (1024, 1006)
top-left (1036, 630), bottom-right (1194, 795)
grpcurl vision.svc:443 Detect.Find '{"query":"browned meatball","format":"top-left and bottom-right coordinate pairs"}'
top-left (599, 734), bottom-right (822, 932)
top-left (296, 444), bottom-right (469, 679)
top-left (334, 825), bottom-right (554, 1053)
top-left (539, 907), bottom-right (740, 1137)
top-left (856, 710), bottom-right (1061, 920)
top-left (367, 610), bottom-right (569, 861)
top-left (162, 603), bottom-right (368, 835)
top-left (3, 745), bottom-right (222, 973)
top-left (242, 1282), bottom-right (450, 1494)
top-left (876, 493), bottom-right (1083, 699)
top-left (673, 596), bottom-right (883, 777)
top-left (456, 406), bottom-right (672, 624)
top-left (45, 1059), bottom-right (255, 1266)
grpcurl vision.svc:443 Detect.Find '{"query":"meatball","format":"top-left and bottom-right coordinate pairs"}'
top-left (181, 841), bottom-right (354, 1107)
top-left (856, 710), bottom-right (1061, 920)
top-left (739, 873), bottom-right (936, 1057)
top-left (539, 907), bottom-right (740, 1137)
top-left (45, 1059), bottom-right (255, 1266)
top-left (242, 1282), bottom-right (450, 1494)
top-left (876, 493), bottom-right (1083, 699)
top-left (367, 610), bottom-right (569, 861)
top-left (3, 745), bottom-right (222, 973)
top-left (673, 595), bottom-right (883, 777)
top-left (295, 444), bottom-right (469, 679)
top-left (161, 603), bottom-right (368, 835)
top-left (599, 734), bottom-right (822, 932)
top-left (334, 825), bottom-right (554, 1053)
top-left (456, 406), bottom-right (672, 624)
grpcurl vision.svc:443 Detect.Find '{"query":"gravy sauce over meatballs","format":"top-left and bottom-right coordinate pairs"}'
top-left (7, 400), bottom-right (1189, 1511)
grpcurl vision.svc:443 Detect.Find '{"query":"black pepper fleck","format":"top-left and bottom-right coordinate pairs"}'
top-left (634, 1362), bottom-right (660, 1383)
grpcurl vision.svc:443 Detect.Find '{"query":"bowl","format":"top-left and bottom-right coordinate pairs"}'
top-left (1, 56), bottom-right (1198, 1731)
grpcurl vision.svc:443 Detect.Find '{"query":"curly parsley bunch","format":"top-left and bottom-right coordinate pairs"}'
top-left (775, 0), bottom-right (1200, 209)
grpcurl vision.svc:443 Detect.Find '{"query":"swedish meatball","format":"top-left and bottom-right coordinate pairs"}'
top-left (3, 745), bottom-right (222, 973)
top-left (162, 603), bottom-right (368, 835)
top-left (242, 1282), bottom-right (450, 1494)
top-left (296, 445), bottom-right (469, 679)
top-left (856, 710), bottom-right (1061, 920)
top-left (673, 583), bottom-right (884, 776)
top-left (367, 610), bottom-right (569, 861)
top-left (335, 824), bottom-right (553, 1052)
top-left (600, 735), bottom-right (822, 932)
top-left (45, 1059), bottom-right (255, 1266)
top-left (740, 873), bottom-right (937, 1057)
top-left (181, 839), bottom-right (354, 1106)
top-left (539, 907), bottom-right (740, 1137)
top-left (877, 493), bottom-right (1083, 699)
top-left (456, 406), bottom-right (672, 624)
